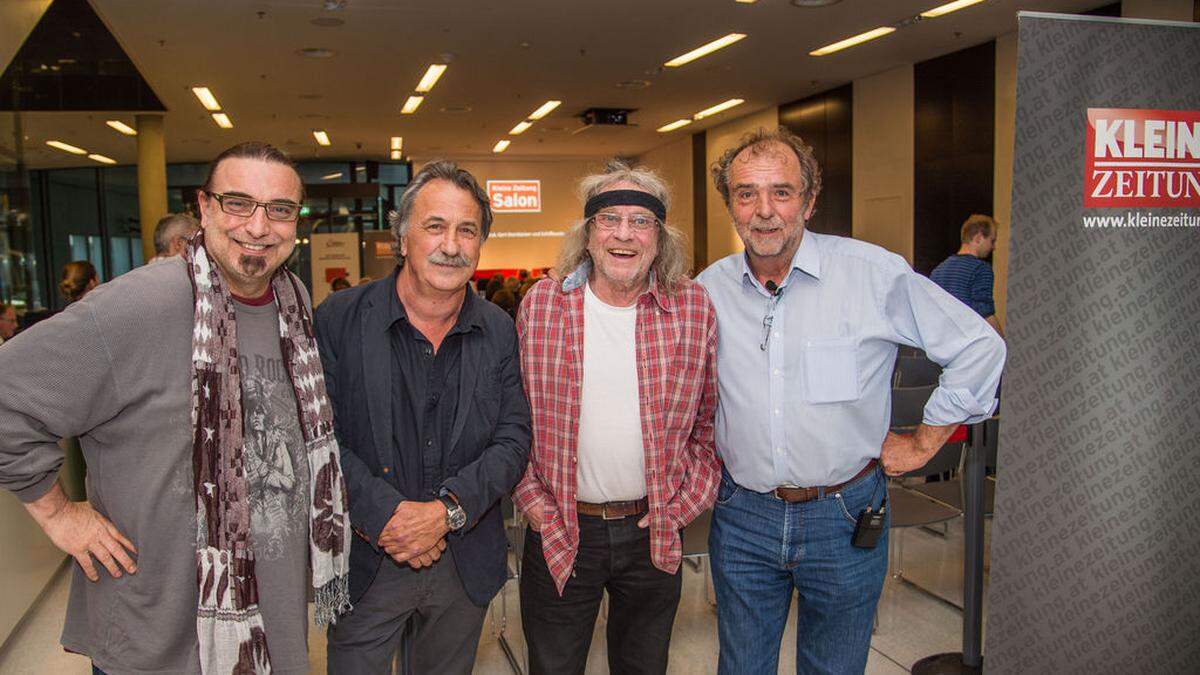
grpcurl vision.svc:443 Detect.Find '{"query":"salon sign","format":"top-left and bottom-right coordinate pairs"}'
top-left (487, 180), bottom-right (542, 213)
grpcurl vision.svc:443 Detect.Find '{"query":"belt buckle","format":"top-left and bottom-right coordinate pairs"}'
top-left (601, 504), bottom-right (622, 520)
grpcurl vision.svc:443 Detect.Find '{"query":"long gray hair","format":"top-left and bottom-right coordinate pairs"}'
top-left (553, 159), bottom-right (689, 293)
top-left (387, 160), bottom-right (492, 265)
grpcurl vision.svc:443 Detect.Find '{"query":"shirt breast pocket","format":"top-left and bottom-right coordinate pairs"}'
top-left (802, 337), bottom-right (861, 404)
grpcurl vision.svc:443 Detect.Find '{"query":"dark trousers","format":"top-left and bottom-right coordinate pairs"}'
top-left (327, 547), bottom-right (487, 674)
top-left (519, 514), bottom-right (683, 675)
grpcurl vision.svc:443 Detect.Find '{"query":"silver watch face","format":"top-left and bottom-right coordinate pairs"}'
top-left (447, 505), bottom-right (467, 530)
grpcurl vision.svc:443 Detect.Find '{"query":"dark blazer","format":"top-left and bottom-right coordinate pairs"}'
top-left (313, 274), bottom-right (531, 606)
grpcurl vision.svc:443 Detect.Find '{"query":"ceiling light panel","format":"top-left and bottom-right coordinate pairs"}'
top-left (415, 64), bottom-right (447, 93)
top-left (313, 130), bottom-right (331, 146)
top-left (106, 120), bottom-right (137, 136)
top-left (809, 26), bottom-right (895, 56)
top-left (191, 86), bottom-right (221, 111)
top-left (390, 150), bottom-right (403, 160)
top-left (46, 140), bottom-right (87, 155)
top-left (528, 100), bottom-right (561, 120)
top-left (212, 113), bottom-right (233, 129)
top-left (664, 33), bottom-right (747, 67)
top-left (693, 98), bottom-right (745, 120)
top-left (402, 96), bottom-right (424, 114)
top-left (88, 153), bottom-right (117, 165)
top-left (390, 136), bottom-right (403, 151)
top-left (657, 119), bottom-right (693, 133)
top-left (920, 0), bottom-right (986, 18)
top-left (509, 121), bottom-right (533, 135)
top-left (493, 140), bottom-right (511, 153)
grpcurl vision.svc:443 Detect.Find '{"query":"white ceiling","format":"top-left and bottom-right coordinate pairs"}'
top-left (3, 0), bottom-right (1108, 169)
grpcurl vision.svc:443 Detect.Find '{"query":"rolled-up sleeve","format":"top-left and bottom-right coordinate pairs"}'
top-left (0, 302), bottom-right (121, 502)
top-left (886, 269), bottom-right (1006, 426)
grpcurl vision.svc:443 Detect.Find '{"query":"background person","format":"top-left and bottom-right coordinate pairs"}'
top-left (931, 214), bottom-right (1004, 337)
top-left (148, 212), bottom-right (201, 263)
top-left (58, 260), bottom-right (98, 305)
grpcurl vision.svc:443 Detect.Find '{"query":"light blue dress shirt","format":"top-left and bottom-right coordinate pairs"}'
top-left (696, 231), bottom-right (1006, 492)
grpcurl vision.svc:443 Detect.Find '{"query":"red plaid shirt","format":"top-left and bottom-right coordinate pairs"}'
top-left (513, 268), bottom-right (720, 593)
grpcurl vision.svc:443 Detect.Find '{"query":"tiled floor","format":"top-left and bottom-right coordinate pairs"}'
top-left (0, 517), bottom-right (989, 674)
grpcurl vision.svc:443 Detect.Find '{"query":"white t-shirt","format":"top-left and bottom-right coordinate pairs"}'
top-left (575, 282), bottom-right (647, 503)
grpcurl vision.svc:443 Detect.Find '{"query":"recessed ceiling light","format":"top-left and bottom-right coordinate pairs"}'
top-left (736, 0), bottom-right (758, 4)
top-left (321, 172), bottom-right (343, 180)
top-left (191, 86), bottom-right (221, 111)
top-left (88, 153), bottom-right (116, 165)
top-left (509, 121), bottom-right (533, 135)
top-left (212, 113), bottom-right (233, 129)
top-left (920, 0), bottom-right (986, 18)
top-left (390, 136), bottom-right (403, 151)
top-left (664, 33), bottom-right (747, 67)
top-left (390, 150), bottom-right (403, 160)
top-left (657, 119), bottom-right (692, 133)
top-left (298, 48), bottom-right (336, 58)
top-left (45, 140), bottom-right (87, 155)
top-left (401, 96), bottom-right (424, 114)
top-left (106, 120), bottom-right (137, 136)
top-left (809, 26), bottom-right (895, 56)
top-left (439, 105), bottom-right (473, 114)
top-left (616, 79), bottom-right (652, 90)
top-left (528, 100), bottom-right (561, 120)
top-left (313, 130), bottom-right (331, 146)
top-left (493, 140), bottom-right (511, 153)
top-left (693, 98), bottom-right (745, 120)
top-left (415, 64), bottom-right (447, 93)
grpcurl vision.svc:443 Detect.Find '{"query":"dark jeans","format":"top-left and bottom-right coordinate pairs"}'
top-left (520, 513), bottom-right (683, 675)
top-left (327, 547), bottom-right (487, 674)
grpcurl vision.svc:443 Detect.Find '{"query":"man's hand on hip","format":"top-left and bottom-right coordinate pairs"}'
top-left (25, 482), bottom-right (138, 582)
top-left (377, 500), bottom-right (450, 564)
top-left (880, 423), bottom-right (959, 476)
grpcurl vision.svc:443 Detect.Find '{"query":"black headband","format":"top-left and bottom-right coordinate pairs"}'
top-left (584, 189), bottom-right (667, 222)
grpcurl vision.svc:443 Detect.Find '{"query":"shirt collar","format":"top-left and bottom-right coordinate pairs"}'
top-left (739, 229), bottom-right (822, 291)
top-left (386, 265), bottom-right (485, 333)
top-left (562, 259), bottom-right (674, 313)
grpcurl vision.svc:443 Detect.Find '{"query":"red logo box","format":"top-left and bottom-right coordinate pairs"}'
top-left (1084, 108), bottom-right (1200, 208)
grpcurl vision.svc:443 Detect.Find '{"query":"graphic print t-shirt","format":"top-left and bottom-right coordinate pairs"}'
top-left (234, 298), bottom-right (311, 672)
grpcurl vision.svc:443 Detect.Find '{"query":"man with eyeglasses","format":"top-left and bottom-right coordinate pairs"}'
top-left (514, 160), bottom-right (720, 674)
top-left (0, 141), bottom-right (351, 674)
top-left (696, 127), bottom-right (1005, 674)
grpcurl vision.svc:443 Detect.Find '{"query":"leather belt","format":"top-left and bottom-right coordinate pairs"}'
top-left (773, 459), bottom-right (878, 504)
top-left (576, 498), bottom-right (649, 520)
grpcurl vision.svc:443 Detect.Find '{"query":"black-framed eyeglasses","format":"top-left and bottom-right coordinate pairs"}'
top-left (590, 211), bottom-right (660, 231)
top-left (205, 191), bottom-right (301, 222)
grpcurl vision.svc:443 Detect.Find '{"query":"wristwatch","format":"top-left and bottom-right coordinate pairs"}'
top-left (438, 489), bottom-right (467, 531)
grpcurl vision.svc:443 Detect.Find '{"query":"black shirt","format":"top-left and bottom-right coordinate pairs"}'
top-left (386, 269), bottom-right (484, 500)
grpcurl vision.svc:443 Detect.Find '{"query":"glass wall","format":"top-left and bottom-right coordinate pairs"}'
top-left (14, 159), bottom-right (410, 311)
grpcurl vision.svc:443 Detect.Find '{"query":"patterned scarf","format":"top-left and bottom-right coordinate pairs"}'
top-left (185, 234), bottom-right (351, 674)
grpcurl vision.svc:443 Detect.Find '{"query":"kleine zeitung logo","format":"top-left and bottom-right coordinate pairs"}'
top-left (1084, 108), bottom-right (1200, 209)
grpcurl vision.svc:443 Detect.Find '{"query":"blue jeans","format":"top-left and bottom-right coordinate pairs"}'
top-left (709, 465), bottom-right (889, 675)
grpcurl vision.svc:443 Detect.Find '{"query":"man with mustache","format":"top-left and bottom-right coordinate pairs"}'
top-left (315, 160), bottom-right (531, 673)
top-left (514, 160), bottom-right (720, 674)
top-left (696, 128), bottom-right (1005, 674)
top-left (0, 141), bottom-right (351, 674)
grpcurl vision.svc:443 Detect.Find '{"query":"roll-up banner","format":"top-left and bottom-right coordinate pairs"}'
top-left (987, 12), bottom-right (1200, 673)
